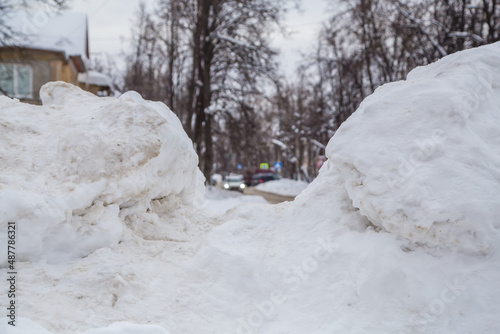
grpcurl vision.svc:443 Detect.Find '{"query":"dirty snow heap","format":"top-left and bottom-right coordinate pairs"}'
top-left (0, 82), bottom-right (204, 265)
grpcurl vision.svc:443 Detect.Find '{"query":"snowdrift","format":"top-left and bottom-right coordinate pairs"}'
top-left (0, 82), bottom-right (204, 265)
top-left (326, 44), bottom-right (500, 254)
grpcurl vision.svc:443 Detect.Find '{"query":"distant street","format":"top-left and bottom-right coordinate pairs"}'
top-left (243, 187), bottom-right (295, 204)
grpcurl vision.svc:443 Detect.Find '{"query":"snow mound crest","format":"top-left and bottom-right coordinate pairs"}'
top-left (326, 42), bottom-right (500, 254)
top-left (0, 82), bottom-right (204, 265)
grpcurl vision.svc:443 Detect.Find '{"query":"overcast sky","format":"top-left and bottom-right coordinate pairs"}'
top-left (68, 0), bottom-right (330, 75)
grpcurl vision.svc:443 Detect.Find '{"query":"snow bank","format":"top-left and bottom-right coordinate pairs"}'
top-left (0, 82), bottom-right (204, 265)
top-left (255, 178), bottom-right (309, 197)
top-left (326, 43), bottom-right (500, 254)
top-left (3, 44), bottom-right (500, 334)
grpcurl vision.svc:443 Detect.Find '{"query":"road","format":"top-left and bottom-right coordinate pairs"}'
top-left (243, 187), bottom-right (295, 204)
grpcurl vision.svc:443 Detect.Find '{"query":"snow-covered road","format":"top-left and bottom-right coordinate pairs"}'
top-left (243, 186), bottom-right (295, 204)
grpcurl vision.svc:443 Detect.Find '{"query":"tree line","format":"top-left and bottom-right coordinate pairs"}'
top-left (2, 0), bottom-right (499, 181)
top-left (122, 0), bottom-right (500, 181)
top-left (121, 0), bottom-right (288, 180)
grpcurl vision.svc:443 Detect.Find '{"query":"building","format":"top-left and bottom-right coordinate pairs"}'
top-left (0, 11), bottom-right (111, 104)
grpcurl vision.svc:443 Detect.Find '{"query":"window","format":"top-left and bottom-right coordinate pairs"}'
top-left (0, 64), bottom-right (33, 98)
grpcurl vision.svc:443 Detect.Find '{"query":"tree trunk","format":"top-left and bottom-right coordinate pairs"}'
top-left (203, 113), bottom-right (214, 180)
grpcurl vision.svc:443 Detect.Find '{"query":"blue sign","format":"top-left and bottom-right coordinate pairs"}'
top-left (236, 164), bottom-right (242, 170)
top-left (274, 161), bottom-right (282, 170)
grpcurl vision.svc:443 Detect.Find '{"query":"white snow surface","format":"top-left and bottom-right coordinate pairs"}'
top-left (328, 43), bottom-right (500, 254)
top-left (255, 178), bottom-right (309, 197)
top-left (0, 82), bottom-right (204, 265)
top-left (2, 43), bottom-right (500, 334)
top-left (203, 187), bottom-right (268, 215)
top-left (78, 71), bottom-right (112, 87)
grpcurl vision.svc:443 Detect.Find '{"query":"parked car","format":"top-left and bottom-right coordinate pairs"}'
top-left (223, 175), bottom-right (246, 192)
top-left (251, 173), bottom-right (278, 186)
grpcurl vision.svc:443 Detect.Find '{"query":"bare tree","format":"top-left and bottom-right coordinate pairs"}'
top-left (301, 0), bottom-right (500, 139)
top-left (124, 0), bottom-right (291, 179)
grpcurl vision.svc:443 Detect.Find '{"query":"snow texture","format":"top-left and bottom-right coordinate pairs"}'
top-left (255, 178), bottom-right (309, 197)
top-left (0, 319), bottom-right (169, 334)
top-left (1, 43), bottom-right (500, 334)
top-left (0, 82), bottom-right (204, 265)
top-left (78, 71), bottom-right (112, 87)
top-left (203, 187), bottom-right (268, 215)
top-left (328, 43), bottom-right (500, 254)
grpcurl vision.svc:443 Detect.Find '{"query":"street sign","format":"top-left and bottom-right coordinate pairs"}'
top-left (260, 163), bottom-right (269, 170)
top-left (274, 161), bottom-right (282, 170)
top-left (236, 164), bottom-right (242, 170)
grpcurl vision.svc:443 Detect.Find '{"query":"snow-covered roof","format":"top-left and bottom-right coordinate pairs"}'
top-left (78, 71), bottom-right (112, 87)
top-left (5, 11), bottom-right (88, 59)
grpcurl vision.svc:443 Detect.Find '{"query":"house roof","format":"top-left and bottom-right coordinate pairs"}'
top-left (5, 11), bottom-right (89, 60)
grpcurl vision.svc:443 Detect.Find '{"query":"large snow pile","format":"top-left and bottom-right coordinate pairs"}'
top-left (2, 43), bottom-right (500, 334)
top-left (255, 178), bottom-right (309, 197)
top-left (327, 44), bottom-right (500, 254)
top-left (0, 82), bottom-right (204, 264)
